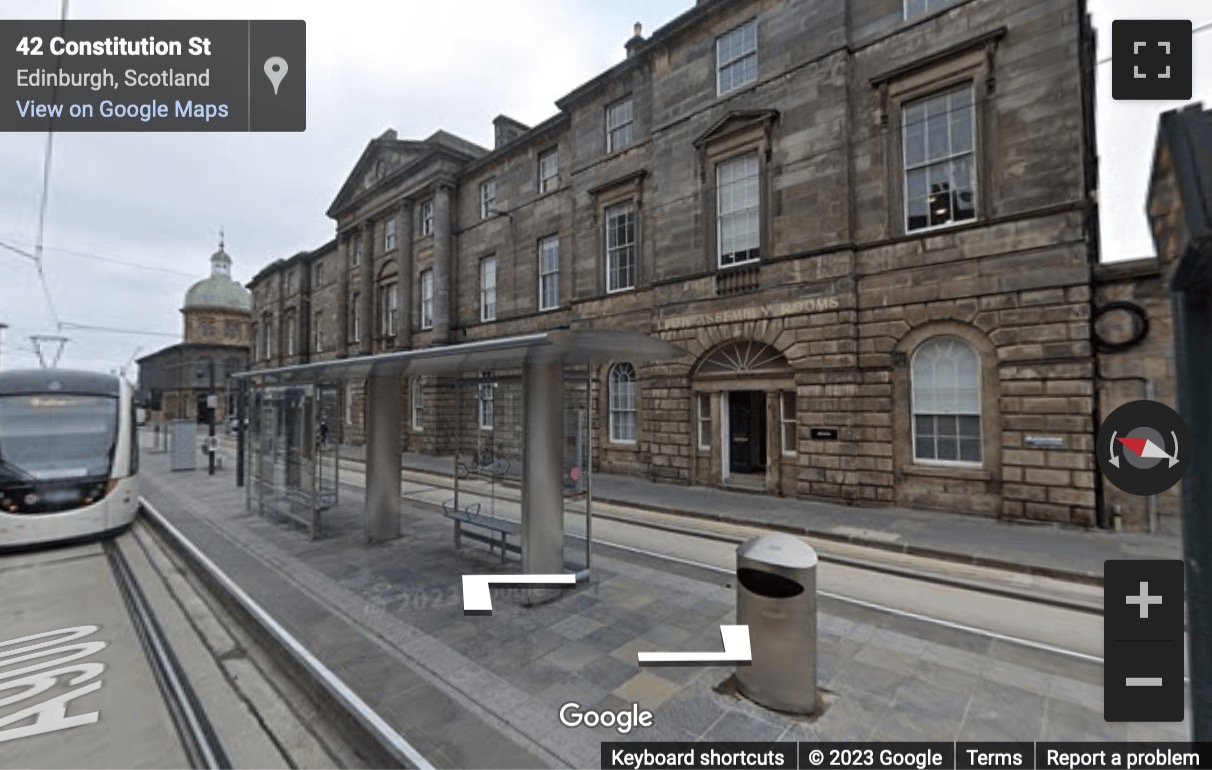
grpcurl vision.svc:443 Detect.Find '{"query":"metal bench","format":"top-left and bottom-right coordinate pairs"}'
top-left (441, 500), bottom-right (520, 563)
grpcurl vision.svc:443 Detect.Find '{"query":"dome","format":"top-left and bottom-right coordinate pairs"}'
top-left (183, 242), bottom-right (251, 312)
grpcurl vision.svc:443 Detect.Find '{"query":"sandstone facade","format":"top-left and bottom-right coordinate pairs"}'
top-left (243, 0), bottom-right (1186, 531)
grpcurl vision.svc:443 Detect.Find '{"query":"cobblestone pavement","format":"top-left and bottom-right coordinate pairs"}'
top-left (140, 447), bottom-right (1190, 769)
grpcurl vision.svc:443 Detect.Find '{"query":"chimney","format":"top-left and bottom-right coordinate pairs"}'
top-left (492, 115), bottom-right (530, 149)
top-left (626, 22), bottom-right (644, 58)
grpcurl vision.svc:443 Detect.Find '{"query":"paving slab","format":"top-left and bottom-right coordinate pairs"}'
top-left (387, 446), bottom-right (1182, 584)
top-left (139, 448), bottom-right (1190, 769)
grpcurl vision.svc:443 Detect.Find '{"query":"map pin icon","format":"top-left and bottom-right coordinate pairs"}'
top-left (264, 56), bottom-right (288, 95)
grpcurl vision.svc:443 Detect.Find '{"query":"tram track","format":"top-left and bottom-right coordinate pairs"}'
top-left (225, 443), bottom-right (1183, 669)
top-left (313, 451), bottom-right (1105, 616)
top-left (284, 451), bottom-right (1131, 663)
top-left (0, 529), bottom-right (236, 768)
top-left (137, 497), bottom-right (437, 770)
top-left (104, 534), bottom-right (230, 769)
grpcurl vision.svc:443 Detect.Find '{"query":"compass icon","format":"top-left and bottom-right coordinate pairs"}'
top-left (1098, 400), bottom-right (1190, 496)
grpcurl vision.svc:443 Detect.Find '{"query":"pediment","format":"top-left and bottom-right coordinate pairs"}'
top-left (327, 134), bottom-right (425, 218)
top-left (692, 109), bottom-right (779, 148)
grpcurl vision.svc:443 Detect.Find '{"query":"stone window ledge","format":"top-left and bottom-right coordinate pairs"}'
top-left (900, 463), bottom-right (991, 482)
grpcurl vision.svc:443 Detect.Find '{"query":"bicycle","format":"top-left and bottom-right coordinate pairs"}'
top-left (456, 444), bottom-right (510, 479)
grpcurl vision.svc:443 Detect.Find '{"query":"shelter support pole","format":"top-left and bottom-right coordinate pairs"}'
top-left (522, 358), bottom-right (565, 586)
top-left (365, 373), bottom-right (403, 543)
top-left (1173, 288), bottom-right (1212, 740)
top-left (236, 377), bottom-right (246, 487)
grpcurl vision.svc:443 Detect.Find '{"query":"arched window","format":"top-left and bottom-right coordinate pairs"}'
top-left (609, 362), bottom-right (637, 443)
top-left (911, 337), bottom-right (981, 464)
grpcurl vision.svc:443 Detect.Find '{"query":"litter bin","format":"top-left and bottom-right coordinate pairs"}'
top-left (735, 533), bottom-right (818, 714)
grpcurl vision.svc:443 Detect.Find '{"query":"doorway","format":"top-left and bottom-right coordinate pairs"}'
top-left (727, 390), bottom-right (766, 475)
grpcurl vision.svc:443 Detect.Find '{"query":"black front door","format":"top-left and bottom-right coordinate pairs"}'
top-left (728, 391), bottom-right (766, 474)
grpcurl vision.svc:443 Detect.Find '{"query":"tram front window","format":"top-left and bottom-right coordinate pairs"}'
top-left (0, 394), bottom-right (119, 482)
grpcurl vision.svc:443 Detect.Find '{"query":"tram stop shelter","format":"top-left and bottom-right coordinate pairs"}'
top-left (230, 330), bottom-right (685, 580)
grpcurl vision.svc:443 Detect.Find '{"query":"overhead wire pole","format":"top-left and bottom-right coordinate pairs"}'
top-left (119, 345), bottom-right (143, 378)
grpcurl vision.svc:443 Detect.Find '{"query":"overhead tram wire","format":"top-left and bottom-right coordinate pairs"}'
top-left (544, 53), bottom-right (1212, 231)
top-left (59, 321), bottom-right (178, 338)
top-left (3, 19), bottom-right (1189, 340)
top-left (0, 239), bottom-right (201, 278)
top-left (32, 0), bottom-right (70, 333)
top-left (1097, 19), bottom-right (1212, 66)
top-left (43, 245), bottom-right (201, 278)
top-left (0, 240), bottom-right (37, 262)
top-left (612, 71), bottom-right (1145, 229)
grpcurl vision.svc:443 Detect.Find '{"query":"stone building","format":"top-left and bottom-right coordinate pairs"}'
top-left (138, 240), bottom-right (252, 426)
top-left (245, 0), bottom-right (1186, 531)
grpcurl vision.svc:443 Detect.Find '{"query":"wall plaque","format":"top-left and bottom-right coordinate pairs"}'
top-left (1025, 435), bottom-right (1065, 448)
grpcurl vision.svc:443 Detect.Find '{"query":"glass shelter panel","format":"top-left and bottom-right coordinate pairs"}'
top-left (248, 385), bottom-right (331, 538)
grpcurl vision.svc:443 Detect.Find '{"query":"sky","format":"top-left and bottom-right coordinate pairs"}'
top-left (0, 0), bottom-right (1207, 376)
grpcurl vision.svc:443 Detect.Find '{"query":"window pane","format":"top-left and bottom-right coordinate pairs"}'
top-left (928, 162), bottom-right (952, 227)
top-left (906, 167), bottom-right (929, 231)
top-left (904, 85), bottom-right (976, 229)
top-left (610, 363), bottom-right (637, 441)
top-left (959, 438), bottom-right (981, 462)
top-left (915, 414), bottom-right (932, 436)
top-left (950, 99), bottom-right (973, 155)
top-left (953, 156), bottom-right (976, 221)
top-left (912, 338), bottom-right (981, 463)
top-left (905, 109), bottom-right (926, 167)
top-left (915, 436), bottom-right (934, 460)
top-left (936, 436), bottom-right (959, 461)
top-left (717, 154), bottom-right (761, 266)
top-left (607, 204), bottom-right (636, 292)
top-left (539, 150), bottom-right (559, 192)
top-left (935, 414), bottom-right (958, 438)
top-left (958, 414), bottom-right (981, 438)
top-left (926, 107), bottom-right (949, 162)
top-left (902, 83), bottom-right (980, 232)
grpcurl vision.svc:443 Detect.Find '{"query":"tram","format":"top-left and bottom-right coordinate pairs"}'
top-left (0, 369), bottom-right (139, 549)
